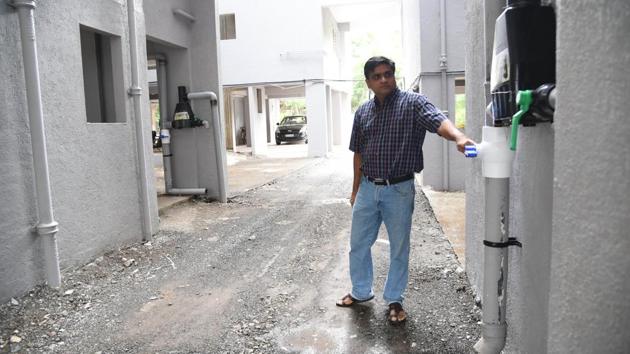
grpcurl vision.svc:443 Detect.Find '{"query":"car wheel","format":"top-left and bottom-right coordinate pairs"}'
top-left (276, 139), bottom-right (281, 145)
top-left (305, 139), bottom-right (308, 144)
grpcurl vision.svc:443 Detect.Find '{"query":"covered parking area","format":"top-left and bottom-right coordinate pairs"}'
top-left (223, 80), bottom-right (352, 158)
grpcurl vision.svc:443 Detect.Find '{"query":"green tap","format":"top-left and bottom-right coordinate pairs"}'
top-left (510, 90), bottom-right (532, 151)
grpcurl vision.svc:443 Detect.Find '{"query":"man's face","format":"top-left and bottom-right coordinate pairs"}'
top-left (366, 64), bottom-right (396, 98)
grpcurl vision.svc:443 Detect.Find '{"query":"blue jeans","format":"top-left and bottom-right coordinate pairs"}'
top-left (349, 176), bottom-right (415, 305)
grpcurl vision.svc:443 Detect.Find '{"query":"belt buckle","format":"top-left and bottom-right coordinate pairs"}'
top-left (373, 178), bottom-right (389, 185)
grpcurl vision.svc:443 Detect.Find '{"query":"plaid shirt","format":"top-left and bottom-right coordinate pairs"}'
top-left (349, 88), bottom-right (446, 179)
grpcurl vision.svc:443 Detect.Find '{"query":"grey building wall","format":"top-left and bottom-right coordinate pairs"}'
top-left (0, 2), bottom-right (44, 299)
top-left (0, 0), bottom-right (171, 302)
top-left (465, 0), bottom-right (630, 351)
top-left (404, 0), bottom-right (466, 191)
top-left (548, 0), bottom-right (630, 351)
top-left (463, 0), bottom-right (486, 310)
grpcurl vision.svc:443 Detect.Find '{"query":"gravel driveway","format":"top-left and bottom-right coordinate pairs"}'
top-left (1, 151), bottom-right (480, 353)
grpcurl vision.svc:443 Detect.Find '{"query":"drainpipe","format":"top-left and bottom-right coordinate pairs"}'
top-left (152, 54), bottom-right (174, 194)
top-left (127, 0), bottom-right (152, 241)
top-left (465, 126), bottom-right (515, 353)
top-left (9, 0), bottom-right (61, 287)
top-left (188, 91), bottom-right (228, 203)
top-left (439, 0), bottom-right (449, 191)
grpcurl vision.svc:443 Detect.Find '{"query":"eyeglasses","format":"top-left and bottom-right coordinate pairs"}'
top-left (369, 71), bottom-right (394, 81)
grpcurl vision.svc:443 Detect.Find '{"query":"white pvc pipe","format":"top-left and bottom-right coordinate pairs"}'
top-left (187, 91), bottom-right (228, 202)
top-left (439, 0), bottom-right (450, 191)
top-left (11, 0), bottom-right (61, 287)
top-left (153, 55), bottom-right (175, 193)
top-left (169, 188), bottom-right (207, 195)
top-left (468, 127), bottom-right (514, 354)
top-left (127, 0), bottom-right (153, 241)
top-left (475, 177), bottom-right (509, 354)
top-left (172, 8), bottom-right (196, 23)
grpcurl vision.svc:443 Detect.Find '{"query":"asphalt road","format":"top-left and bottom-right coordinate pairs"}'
top-left (1, 151), bottom-right (480, 353)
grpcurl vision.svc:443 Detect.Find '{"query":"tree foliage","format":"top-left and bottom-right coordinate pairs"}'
top-left (279, 98), bottom-right (306, 117)
top-left (350, 30), bottom-right (403, 112)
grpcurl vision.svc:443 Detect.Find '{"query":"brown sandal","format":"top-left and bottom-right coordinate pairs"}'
top-left (335, 293), bottom-right (374, 307)
top-left (388, 302), bottom-right (407, 324)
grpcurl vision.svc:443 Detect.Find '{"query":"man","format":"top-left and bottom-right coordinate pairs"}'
top-left (336, 56), bottom-right (474, 324)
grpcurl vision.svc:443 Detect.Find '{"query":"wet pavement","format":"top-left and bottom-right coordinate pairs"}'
top-left (1, 146), bottom-right (480, 353)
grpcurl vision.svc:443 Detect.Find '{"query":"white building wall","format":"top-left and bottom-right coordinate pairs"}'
top-left (218, 0), bottom-right (325, 84)
top-left (305, 82), bottom-right (328, 157)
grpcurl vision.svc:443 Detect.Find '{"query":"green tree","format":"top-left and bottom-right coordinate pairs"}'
top-left (350, 30), bottom-right (403, 112)
top-left (279, 98), bottom-right (306, 117)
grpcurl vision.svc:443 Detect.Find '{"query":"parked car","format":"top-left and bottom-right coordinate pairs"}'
top-left (275, 115), bottom-right (307, 145)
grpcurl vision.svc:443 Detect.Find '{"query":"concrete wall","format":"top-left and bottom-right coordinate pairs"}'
top-left (402, 0), bottom-right (466, 191)
top-left (463, 0), bottom-right (486, 308)
top-left (548, 0), bottom-right (630, 351)
top-left (0, 0), bottom-right (159, 302)
top-left (465, 0), bottom-right (630, 351)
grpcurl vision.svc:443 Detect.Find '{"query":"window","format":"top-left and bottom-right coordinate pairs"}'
top-left (220, 14), bottom-right (236, 40)
top-left (80, 25), bottom-right (125, 123)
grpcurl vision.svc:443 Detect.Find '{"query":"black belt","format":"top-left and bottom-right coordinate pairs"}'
top-left (365, 174), bottom-right (414, 186)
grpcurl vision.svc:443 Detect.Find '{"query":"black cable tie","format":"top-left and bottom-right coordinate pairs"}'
top-left (163, 154), bottom-right (173, 157)
top-left (483, 237), bottom-right (522, 248)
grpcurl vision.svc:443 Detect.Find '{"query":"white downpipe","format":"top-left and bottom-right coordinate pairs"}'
top-left (127, 0), bottom-right (152, 241)
top-left (466, 126), bottom-right (515, 353)
top-left (10, 0), bottom-right (61, 287)
top-left (187, 91), bottom-right (228, 203)
top-left (153, 55), bottom-right (175, 193)
top-left (439, 0), bottom-right (450, 191)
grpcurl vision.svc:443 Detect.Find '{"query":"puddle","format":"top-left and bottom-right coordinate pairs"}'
top-left (278, 327), bottom-right (343, 353)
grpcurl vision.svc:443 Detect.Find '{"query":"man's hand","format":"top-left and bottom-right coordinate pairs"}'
top-left (437, 120), bottom-right (476, 154)
top-left (455, 135), bottom-right (476, 154)
top-left (350, 192), bottom-right (357, 207)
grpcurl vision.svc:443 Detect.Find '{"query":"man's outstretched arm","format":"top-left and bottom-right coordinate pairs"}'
top-left (437, 119), bottom-right (476, 153)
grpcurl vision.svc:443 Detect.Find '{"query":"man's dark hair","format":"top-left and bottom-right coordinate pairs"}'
top-left (364, 56), bottom-right (396, 80)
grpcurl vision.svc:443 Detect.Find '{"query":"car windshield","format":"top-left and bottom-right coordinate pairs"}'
top-left (280, 116), bottom-right (306, 125)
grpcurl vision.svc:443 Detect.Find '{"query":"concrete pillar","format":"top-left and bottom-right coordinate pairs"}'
top-left (326, 85), bottom-right (333, 151)
top-left (246, 86), bottom-right (267, 156)
top-left (305, 82), bottom-right (328, 157)
top-left (268, 98), bottom-right (280, 144)
top-left (340, 92), bottom-right (352, 148)
top-left (331, 91), bottom-right (341, 145)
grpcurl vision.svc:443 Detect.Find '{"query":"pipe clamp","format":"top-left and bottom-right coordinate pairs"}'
top-left (128, 86), bottom-right (142, 96)
top-left (36, 221), bottom-right (59, 236)
top-left (8, 0), bottom-right (36, 9)
top-left (483, 237), bottom-right (522, 248)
